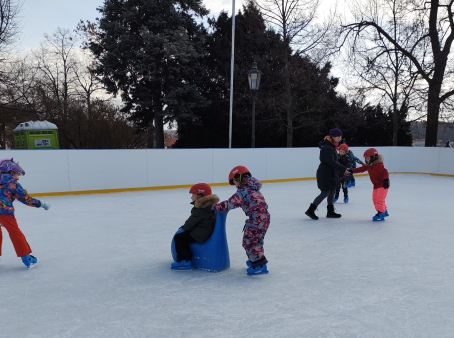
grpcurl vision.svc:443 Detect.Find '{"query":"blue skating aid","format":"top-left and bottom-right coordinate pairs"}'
top-left (171, 210), bottom-right (230, 272)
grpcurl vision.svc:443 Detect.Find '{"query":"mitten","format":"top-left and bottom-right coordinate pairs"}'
top-left (40, 200), bottom-right (50, 210)
top-left (383, 179), bottom-right (389, 189)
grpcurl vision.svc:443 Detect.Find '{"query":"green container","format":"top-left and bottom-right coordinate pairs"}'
top-left (13, 121), bottom-right (59, 149)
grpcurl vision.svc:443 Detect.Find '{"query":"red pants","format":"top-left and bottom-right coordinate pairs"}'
top-left (0, 215), bottom-right (32, 257)
top-left (372, 187), bottom-right (388, 213)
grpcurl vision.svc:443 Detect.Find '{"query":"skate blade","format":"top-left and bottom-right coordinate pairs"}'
top-left (27, 263), bottom-right (37, 269)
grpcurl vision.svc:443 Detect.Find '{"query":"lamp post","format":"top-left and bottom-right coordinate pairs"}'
top-left (248, 62), bottom-right (262, 148)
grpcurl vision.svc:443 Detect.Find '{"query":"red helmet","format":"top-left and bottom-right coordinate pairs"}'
top-left (338, 144), bottom-right (349, 152)
top-left (228, 165), bottom-right (251, 185)
top-left (189, 183), bottom-right (212, 196)
top-left (364, 148), bottom-right (378, 157)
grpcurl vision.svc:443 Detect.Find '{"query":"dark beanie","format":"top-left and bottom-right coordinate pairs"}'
top-left (329, 128), bottom-right (342, 137)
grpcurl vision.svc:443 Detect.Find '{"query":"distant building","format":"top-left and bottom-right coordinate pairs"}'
top-left (164, 130), bottom-right (178, 149)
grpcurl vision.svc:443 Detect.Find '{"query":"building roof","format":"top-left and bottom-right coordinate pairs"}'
top-left (13, 121), bottom-right (58, 131)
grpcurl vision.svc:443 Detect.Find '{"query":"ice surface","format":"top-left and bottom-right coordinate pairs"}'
top-left (1, 174), bottom-right (453, 337)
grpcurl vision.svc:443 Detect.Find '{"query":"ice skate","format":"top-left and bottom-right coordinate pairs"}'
top-left (170, 260), bottom-right (192, 270)
top-left (344, 196), bottom-right (349, 203)
top-left (21, 254), bottom-right (37, 269)
top-left (247, 264), bottom-right (269, 275)
top-left (372, 212), bottom-right (386, 222)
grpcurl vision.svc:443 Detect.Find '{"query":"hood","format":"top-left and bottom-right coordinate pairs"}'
top-left (243, 176), bottom-right (262, 191)
top-left (194, 194), bottom-right (220, 209)
top-left (0, 173), bottom-right (13, 186)
top-left (369, 154), bottom-right (384, 166)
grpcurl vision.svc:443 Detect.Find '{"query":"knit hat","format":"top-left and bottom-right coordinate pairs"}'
top-left (329, 128), bottom-right (342, 137)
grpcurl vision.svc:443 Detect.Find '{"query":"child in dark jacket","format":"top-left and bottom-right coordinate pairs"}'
top-left (171, 183), bottom-right (219, 270)
top-left (350, 148), bottom-right (390, 221)
top-left (213, 165), bottom-right (270, 275)
top-left (335, 144), bottom-right (352, 203)
top-left (0, 158), bottom-right (50, 269)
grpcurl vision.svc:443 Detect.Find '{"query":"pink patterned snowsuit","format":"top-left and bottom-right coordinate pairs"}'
top-left (214, 177), bottom-right (270, 268)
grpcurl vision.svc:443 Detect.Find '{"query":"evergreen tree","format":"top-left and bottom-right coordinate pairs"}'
top-left (90, 0), bottom-right (209, 148)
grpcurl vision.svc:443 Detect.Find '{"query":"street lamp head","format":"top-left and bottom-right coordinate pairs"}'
top-left (248, 62), bottom-right (262, 91)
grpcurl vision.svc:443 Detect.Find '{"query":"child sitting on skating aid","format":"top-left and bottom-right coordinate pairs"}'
top-left (349, 148), bottom-right (390, 221)
top-left (213, 165), bottom-right (270, 275)
top-left (0, 158), bottom-right (50, 269)
top-left (171, 183), bottom-right (219, 270)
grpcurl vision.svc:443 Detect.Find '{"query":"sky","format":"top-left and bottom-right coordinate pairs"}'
top-left (1, 174), bottom-right (454, 337)
top-left (18, 0), bottom-right (338, 51)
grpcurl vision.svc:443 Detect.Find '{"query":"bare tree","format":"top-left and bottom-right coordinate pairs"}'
top-left (341, 0), bottom-right (454, 147)
top-left (0, 0), bottom-right (22, 55)
top-left (253, 0), bottom-right (338, 146)
top-left (341, 0), bottom-right (424, 145)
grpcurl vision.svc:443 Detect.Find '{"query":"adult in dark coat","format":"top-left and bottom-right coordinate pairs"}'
top-left (305, 128), bottom-right (349, 220)
top-left (172, 183), bottom-right (220, 269)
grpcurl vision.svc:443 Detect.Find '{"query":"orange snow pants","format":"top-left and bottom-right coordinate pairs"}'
top-left (372, 187), bottom-right (388, 213)
top-left (0, 215), bottom-right (32, 257)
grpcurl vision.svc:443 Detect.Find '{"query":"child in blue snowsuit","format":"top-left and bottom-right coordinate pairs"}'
top-left (347, 149), bottom-right (364, 187)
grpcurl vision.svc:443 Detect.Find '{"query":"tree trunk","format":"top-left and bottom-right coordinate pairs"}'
top-left (284, 51), bottom-right (293, 147)
top-left (425, 83), bottom-right (441, 147)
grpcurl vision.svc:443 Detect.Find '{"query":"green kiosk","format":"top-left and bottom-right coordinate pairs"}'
top-left (13, 121), bottom-right (59, 149)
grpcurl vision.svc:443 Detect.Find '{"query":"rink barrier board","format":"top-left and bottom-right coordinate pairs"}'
top-left (28, 172), bottom-right (454, 197)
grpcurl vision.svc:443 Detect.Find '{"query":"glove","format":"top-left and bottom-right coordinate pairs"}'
top-left (40, 200), bottom-right (50, 210)
top-left (383, 179), bottom-right (389, 189)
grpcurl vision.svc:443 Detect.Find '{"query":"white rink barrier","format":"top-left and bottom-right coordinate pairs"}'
top-left (0, 147), bottom-right (452, 196)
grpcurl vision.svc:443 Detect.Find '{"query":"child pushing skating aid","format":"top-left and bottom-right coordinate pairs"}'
top-left (213, 165), bottom-right (270, 275)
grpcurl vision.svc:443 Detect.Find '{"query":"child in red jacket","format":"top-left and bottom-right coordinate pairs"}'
top-left (350, 148), bottom-right (390, 221)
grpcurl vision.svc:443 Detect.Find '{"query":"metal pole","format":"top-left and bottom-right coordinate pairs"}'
top-left (251, 91), bottom-right (256, 148)
top-left (228, 0), bottom-right (235, 148)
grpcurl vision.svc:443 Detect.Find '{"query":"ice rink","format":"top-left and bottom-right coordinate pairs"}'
top-left (1, 174), bottom-right (453, 338)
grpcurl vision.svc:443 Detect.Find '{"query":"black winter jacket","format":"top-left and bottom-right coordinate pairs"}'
top-left (182, 194), bottom-right (220, 243)
top-left (316, 139), bottom-right (347, 191)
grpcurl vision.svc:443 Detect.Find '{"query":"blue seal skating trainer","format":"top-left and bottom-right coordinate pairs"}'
top-left (247, 264), bottom-right (269, 275)
top-left (21, 254), bottom-right (37, 269)
top-left (170, 260), bottom-right (192, 270)
top-left (372, 212), bottom-right (386, 221)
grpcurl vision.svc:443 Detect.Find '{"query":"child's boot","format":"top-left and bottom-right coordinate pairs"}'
top-left (351, 180), bottom-right (356, 187)
top-left (347, 181), bottom-right (352, 188)
top-left (343, 196), bottom-right (349, 203)
top-left (305, 203), bottom-right (319, 220)
top-left (247, 264), bottom-right (269, 275)
top-left (327, 205), bottom-right (341, 218)
top-left (372, 212), bottom-right (386, 221)
top-left (170, 260), bottom-right (192, 270)
top-left (21, 254), bottom-right (38, 269)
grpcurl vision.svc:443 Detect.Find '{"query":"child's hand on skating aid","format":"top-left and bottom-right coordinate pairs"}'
top-left (383, 179), bottom-right (389, 189)
top-left (40, 200), bottom-right (50, 210)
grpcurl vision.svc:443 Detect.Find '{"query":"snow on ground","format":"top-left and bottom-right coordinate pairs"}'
top-left (1, 174), bottom-right (453, 338)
